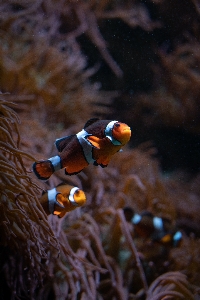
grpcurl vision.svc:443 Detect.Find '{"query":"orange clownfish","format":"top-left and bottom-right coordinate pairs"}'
top-left (33, 118), bottom-right (131, 180)
top-left (123, 208), bottom-right (182, 247)
top-left (40, 184), bottom-right (86, 218)
top-left (131, 211), bottom-right (182, 247)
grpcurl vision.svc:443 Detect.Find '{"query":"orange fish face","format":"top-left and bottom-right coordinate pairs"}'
top-left (57, 186), bottom-right (86, 208)
top-left (112, 122), bottom-right (131, 145)
top-left (73, 189), bottom-right (86, 206)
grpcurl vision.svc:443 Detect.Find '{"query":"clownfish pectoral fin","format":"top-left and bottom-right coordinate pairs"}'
top-left (58, 211), bottom-right (67, 218)
top-left (100, 163), bottom-right (108, 168)
top-left (95, 156), bottom-right (110, 167)
top-left (55, 135), bottom-right (75, 152)
top-left (84, 118), bottom-right (100, 129)
top-left (55, 199), bottom-right (65, 209)
top-left (86, 135), bottom-right (102, 149)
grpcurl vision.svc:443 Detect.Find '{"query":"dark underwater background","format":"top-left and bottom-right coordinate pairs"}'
top-left (0, 1), bottom-right (200, 299)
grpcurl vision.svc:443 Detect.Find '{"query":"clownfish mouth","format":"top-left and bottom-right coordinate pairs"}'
top-left (122, 127), bottom-right (131, 133)
top-left (123, 127), bottom-right (131, 131)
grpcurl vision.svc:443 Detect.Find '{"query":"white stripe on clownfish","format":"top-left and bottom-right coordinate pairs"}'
top-left (68, 187), bottom-right (80, 206)
top-left (173, 231), bottom-right (182, 246)
top-left (49, 155), bottom-right (62, 172)
top-left (47, 188), bottom-right (64, 214)
top-left (76, 129), bottom-right (95, 164)
top-left (132, 213), bottom-right (142, 224)
top-left (153, 216), bottom-right (164, 231)
top-left (104, 121), bottom-right (122, 146)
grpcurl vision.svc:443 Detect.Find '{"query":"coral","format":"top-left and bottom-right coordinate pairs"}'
top-left (0, 98), bottom-right (59, 297)
top-left (0, 0), bottom-right (118, 129)
top-left (146, 271), bottom-right (194, 300)
top-left (82, 146), bottom-right (177, 220)
top-left (170, 236), bottom-right (200, 286)
top-left (0, 32), bottom-right (108, 128)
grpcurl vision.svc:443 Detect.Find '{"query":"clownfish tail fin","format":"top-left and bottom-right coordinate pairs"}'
top-left (33, 160), bottom-right (54, 180)
top-left (33, 155), bottom-right (62, 180)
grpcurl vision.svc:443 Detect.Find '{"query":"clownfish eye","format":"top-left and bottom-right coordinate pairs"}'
top-left (74, 190), bottom-right (80, 195)
top-left (114, 123), bottom-right (120, 127)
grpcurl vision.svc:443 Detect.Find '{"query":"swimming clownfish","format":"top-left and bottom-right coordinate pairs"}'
top-left (132, 211), bottom-right (182, 247)
top-left (40, 184), bottom-right (86, 218)
top-left (33, 118), bottom-right (131, 180)
top-left (123, 208), bottom-right (182, 247)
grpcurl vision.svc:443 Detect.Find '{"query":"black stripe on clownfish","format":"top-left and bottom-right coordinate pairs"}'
top-left (33, 118), bottom-right (131, 180)
top-left (40, 184), bottom-right (86, 218)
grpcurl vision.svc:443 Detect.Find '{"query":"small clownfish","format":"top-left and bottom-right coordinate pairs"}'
top-left (33, 118), bottom-right (131, 180)
top-left (40, 184), bottom-right (86, 218)
top-left (123, 208), bottom-right (182, 247)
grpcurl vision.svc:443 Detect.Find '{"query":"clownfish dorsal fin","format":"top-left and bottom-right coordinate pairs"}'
top-left (84, 118), bottom-right (100, 129)
top-left (55, 135), bottom-right (75, 152)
